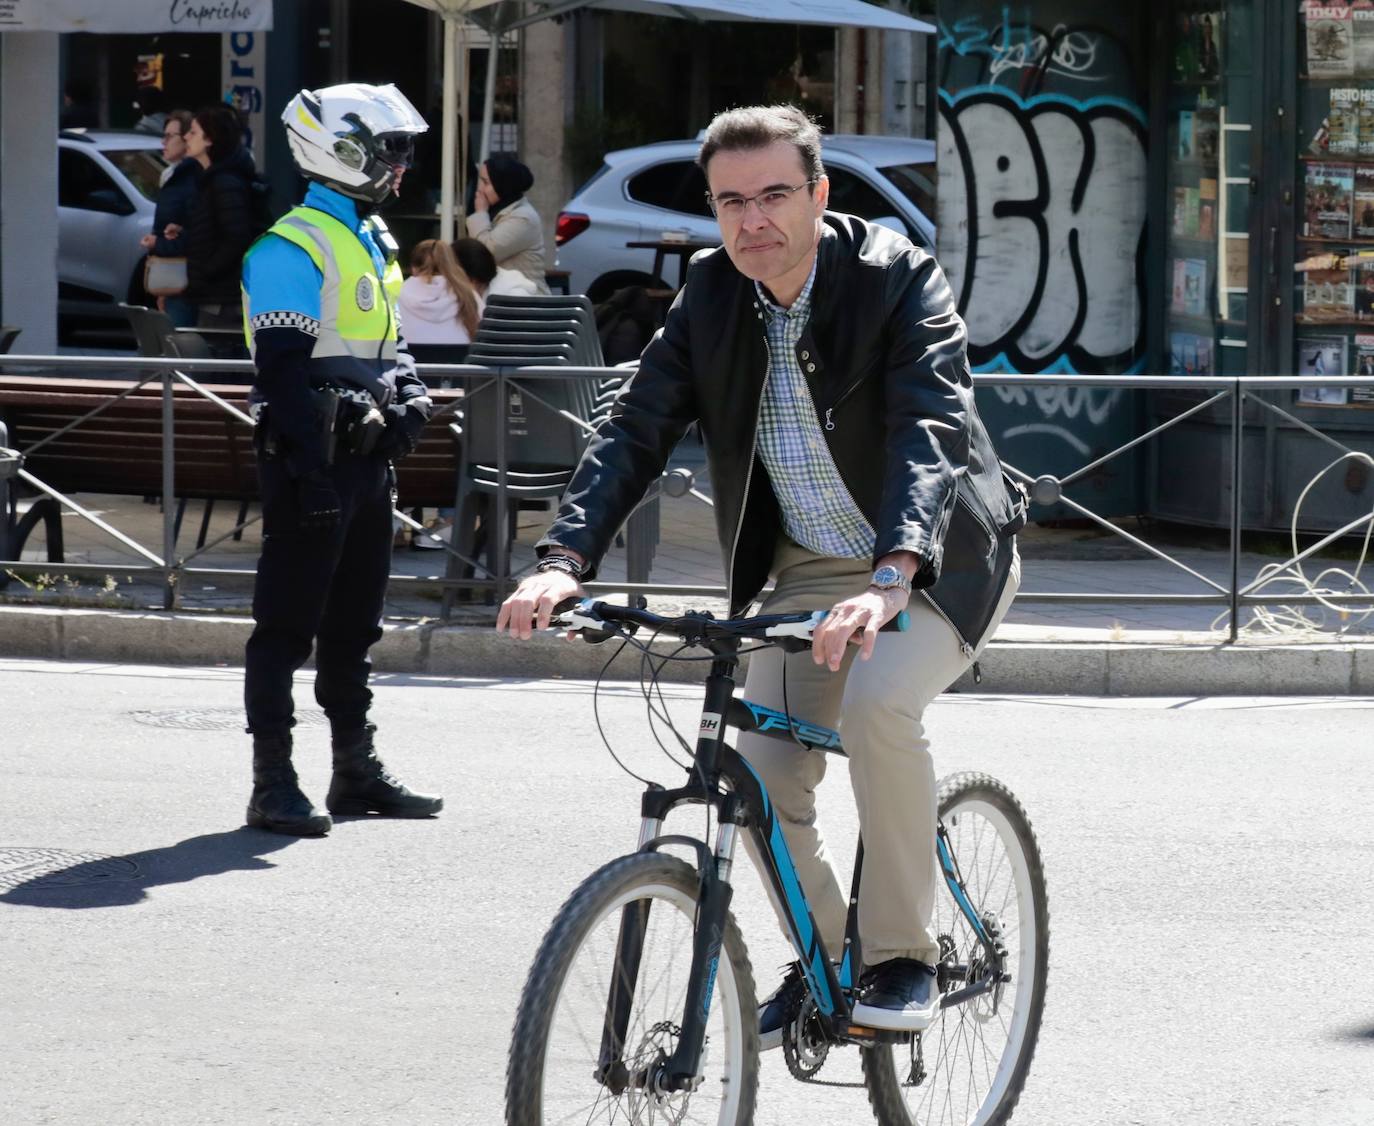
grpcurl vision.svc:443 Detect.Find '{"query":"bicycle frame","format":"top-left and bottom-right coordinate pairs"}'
top-left (595, 638), bottom-right (1005, 1095)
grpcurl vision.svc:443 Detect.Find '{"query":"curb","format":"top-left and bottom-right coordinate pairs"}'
top-left (3, 604), bottom-right (1373, 695)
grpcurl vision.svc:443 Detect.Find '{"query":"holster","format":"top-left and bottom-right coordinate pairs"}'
top-left (252, 388), bottom-right (341, 465)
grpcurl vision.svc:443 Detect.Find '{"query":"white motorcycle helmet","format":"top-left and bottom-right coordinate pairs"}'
top-left (282, 83), bottom-right (428, 205)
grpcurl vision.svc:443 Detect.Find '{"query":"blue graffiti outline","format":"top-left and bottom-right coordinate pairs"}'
top-left (971, 352), bottom-right (1148, 376)
top-left (939, 83), bottom-right (1146, 125)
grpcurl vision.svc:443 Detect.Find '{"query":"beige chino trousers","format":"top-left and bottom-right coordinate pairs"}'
top-left (738, 537), bottom-right (1019, 967)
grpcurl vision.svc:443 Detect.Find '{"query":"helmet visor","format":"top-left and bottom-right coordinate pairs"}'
top-left (377, 133), bottom-right (415, 168)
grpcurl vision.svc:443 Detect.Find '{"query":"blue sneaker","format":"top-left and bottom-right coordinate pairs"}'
top-left (758, 963), bottom-right (806, 1051)
top-left (850, 958), bottom-right (941, 1031)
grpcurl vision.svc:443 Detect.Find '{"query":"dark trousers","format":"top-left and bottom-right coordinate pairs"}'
top-left (244, 449), bottom-right (394, 737)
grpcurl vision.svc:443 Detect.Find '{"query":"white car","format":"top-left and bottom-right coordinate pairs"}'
top-left (554, 134), bottom-right (936, 301)
top-left (58, 129), bottom-right (166, 319)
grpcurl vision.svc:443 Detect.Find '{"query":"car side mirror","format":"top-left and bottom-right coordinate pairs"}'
top-left (82, 187), bottom-right (134, 216)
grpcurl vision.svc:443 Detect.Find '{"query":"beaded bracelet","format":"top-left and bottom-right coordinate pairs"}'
top-left (536, 553), bottom-right (585, 579)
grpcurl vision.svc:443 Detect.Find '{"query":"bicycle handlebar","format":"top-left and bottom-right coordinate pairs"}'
top-left (557, 599), bottom-right (909, 649)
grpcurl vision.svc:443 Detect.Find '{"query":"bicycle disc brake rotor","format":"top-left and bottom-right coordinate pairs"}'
top-left (623, 1021), bottom-right (697, 1125)
top-left (782, 994), bottom-right (829, 1081)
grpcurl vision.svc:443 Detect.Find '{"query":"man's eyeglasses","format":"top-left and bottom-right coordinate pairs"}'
top-left (706, 179), bottom-right (817, 219)
top-left (161, 131), bottom-right (181, 141)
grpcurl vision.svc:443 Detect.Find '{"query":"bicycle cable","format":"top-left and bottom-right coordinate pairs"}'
top-left (590, 635), bottom-right (656, 787)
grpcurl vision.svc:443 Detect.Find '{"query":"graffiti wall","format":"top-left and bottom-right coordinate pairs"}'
top-left (937, 6), bottom-right (1149, 376)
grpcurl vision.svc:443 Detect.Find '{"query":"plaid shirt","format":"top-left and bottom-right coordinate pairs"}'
top-left (754, 262), bottom-right (875, 560)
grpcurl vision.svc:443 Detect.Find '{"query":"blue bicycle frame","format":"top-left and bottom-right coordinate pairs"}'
top-left (598, 633), bottom-right (1001, 1094)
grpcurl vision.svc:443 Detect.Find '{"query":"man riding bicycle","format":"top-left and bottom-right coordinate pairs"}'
top-left (497, 104), bottom-right (1023, 1037)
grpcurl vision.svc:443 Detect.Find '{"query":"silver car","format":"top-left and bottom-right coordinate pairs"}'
top-left (554, 134), bottom-right (936, 301)
top-left (58, 129), bottom-right (166, 318)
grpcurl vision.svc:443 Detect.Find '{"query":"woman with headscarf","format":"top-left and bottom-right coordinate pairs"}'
top-left (465, 155), bottom-right (550, 294)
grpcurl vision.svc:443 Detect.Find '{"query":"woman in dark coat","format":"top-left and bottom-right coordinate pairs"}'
top-left (182, 103), bottom-right (257, 328)
top-left (140, 109), bottom-right (201, 327)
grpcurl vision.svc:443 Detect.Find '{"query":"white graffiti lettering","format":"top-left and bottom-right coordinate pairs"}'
top-left (988, 28), bottom-right (1103, 82)
top-left (937, 91), bottom-right (1147, 374)
top-left (992, 385), bottom-right (1123, 426)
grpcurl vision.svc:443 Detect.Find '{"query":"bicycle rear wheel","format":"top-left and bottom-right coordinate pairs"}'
top-left (862, 772), bottom-right (1049, 1126)
top-left (506, 851), bottom-right (758, 1125)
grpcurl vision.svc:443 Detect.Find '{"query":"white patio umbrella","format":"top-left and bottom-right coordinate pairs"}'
top-left (401, 0), bottom-right (935, 240)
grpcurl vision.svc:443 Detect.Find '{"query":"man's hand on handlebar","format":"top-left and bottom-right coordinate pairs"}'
top-left (496, 570), bottom-right (583, 640)
top-left (812, 586), bottom-right (910, 671)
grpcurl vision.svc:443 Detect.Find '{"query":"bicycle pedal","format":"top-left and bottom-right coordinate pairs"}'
top-left (845, 1024), bottom-right (912, 1045)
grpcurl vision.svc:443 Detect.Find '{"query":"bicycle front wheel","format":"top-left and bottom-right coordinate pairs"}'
top-left (862, 772), bottom-right (1050, 1126)
top-left (506, 851), bottom-right (758, 1125)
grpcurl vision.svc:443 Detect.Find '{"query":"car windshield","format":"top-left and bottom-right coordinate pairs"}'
top-left (879, 161), bottom-right (937, 222)
top-left (104, 148), bottom-right (166, 201)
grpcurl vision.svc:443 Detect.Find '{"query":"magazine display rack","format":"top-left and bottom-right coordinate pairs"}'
top-left (1166, 4), bottom-right (1246, 377)
top-left (1295, 0), bottom-right (1374, 404)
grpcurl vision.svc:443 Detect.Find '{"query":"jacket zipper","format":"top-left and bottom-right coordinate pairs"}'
top-left (727, 315), bottom-right (771, 610)
top-left (822, 374), bottom-right (867, 431)
top-left (918, 589), bottom-right (975, 659)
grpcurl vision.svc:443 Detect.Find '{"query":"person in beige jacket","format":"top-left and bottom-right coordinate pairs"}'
top-left (465, 155), bottom-right (550, 293)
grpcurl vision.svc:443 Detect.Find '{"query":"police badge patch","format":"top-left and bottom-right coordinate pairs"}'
top-left (355, 275), bottom-right (375, 311)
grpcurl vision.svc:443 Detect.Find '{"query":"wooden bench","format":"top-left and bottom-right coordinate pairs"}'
top-left (0, 375), bottom-right (465, 565)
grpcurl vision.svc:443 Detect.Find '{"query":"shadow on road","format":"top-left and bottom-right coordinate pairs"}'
top-left (0, 828), bottom-right (305, 909)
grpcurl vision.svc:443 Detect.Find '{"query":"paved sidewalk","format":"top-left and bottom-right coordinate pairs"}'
top-left (4, 446), bottom-right (1374, 692)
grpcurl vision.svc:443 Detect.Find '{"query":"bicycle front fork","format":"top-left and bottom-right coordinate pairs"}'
top-left (595, 815), bottom-right (740, 1096)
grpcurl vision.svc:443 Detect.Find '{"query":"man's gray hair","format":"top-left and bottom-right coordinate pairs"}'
top-left (697, 105), bottom-right (824, 182)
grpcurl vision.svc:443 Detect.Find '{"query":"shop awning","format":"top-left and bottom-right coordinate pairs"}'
top-left (403, 0), bottom-right (932, 240)
top-left (407, 0), bottom-right (931, 34)
top-left (0, 0), bottom-right (272, 32)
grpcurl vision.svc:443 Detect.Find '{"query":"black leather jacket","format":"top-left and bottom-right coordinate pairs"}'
top-left (540, 213), bottom-right (1025, 652)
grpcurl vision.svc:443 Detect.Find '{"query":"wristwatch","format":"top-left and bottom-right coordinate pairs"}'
top-left (869, 564), bottom-right (913, 595)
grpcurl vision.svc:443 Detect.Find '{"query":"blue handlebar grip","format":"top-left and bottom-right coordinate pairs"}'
top-left (893, 610), bottom-right (909, 632)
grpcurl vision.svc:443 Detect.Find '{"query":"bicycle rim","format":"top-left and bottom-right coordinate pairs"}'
top-left (864, 775), bottom-right (1048, 1126)
top-left (510, 854), bottom-right (755, 1125)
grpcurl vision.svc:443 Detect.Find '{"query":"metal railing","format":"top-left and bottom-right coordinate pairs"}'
top-left (3, 356), bottom-right (1374, 637)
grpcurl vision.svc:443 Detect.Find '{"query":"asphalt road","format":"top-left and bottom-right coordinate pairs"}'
top-left (2, 657), bottom-right (1372, 1125)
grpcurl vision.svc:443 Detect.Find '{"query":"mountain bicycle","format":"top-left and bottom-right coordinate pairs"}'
top-left (505, 599), bottom-right (1049, 1125)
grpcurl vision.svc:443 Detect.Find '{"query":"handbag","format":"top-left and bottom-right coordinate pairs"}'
top-left (144, 255), bottom-right (188, 297)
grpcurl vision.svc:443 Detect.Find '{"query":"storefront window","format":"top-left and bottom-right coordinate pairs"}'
top-left (1165, 2), bottom-right (1256, 378)
top-left (1293, 0), bottom-right (1374, 405)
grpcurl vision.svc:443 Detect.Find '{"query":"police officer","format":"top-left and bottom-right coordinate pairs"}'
top-left (240, 83), bottom-right (442, 836)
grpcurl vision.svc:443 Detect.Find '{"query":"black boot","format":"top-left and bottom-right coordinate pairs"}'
top-left (327, 724), bottom-right (444, 818)
top-left (246, 733), bottom-right (332, 836)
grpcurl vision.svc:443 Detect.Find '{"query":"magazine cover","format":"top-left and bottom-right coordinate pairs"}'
top-left (1305, 161), bottom-right (1356, 237)
top-left (1169, 332), bottom-right (1214, 375)
top-left (1178, 110), bottom-right (1195, 160)
top-left (1352, 334), bottom-right (1374, 401)
top-left (1196, 11), bottom-right (1222, 81)
top-left (1297, 334), bottom-right (1349, 404)
top-left (1171, 258), bottom-right (1187, 313)
top-left (1329, 87), bottom-right (1362, 154)
top-left (1199, 200), bottom-right (1217, 240)
top-left (1354, 0), bottom-right (1374, 72)
top-left (1304, 265), bottom-right (1355, 318)
top-left (1195, 112), bottom-right (1221, 164)
top-left (1172, 187), bottom-right (1190, 238)
top-left (1356, 166), bottom-right (1374, 236)
top-left (1307, 4), bottom-right (1356, 77)
top-left (1183, 258), bottom-right (1209, 317)
top-left (1355, 263), bottom-right (1374, 316)
top-left (1359, 89), bottom-right (1374, 155)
